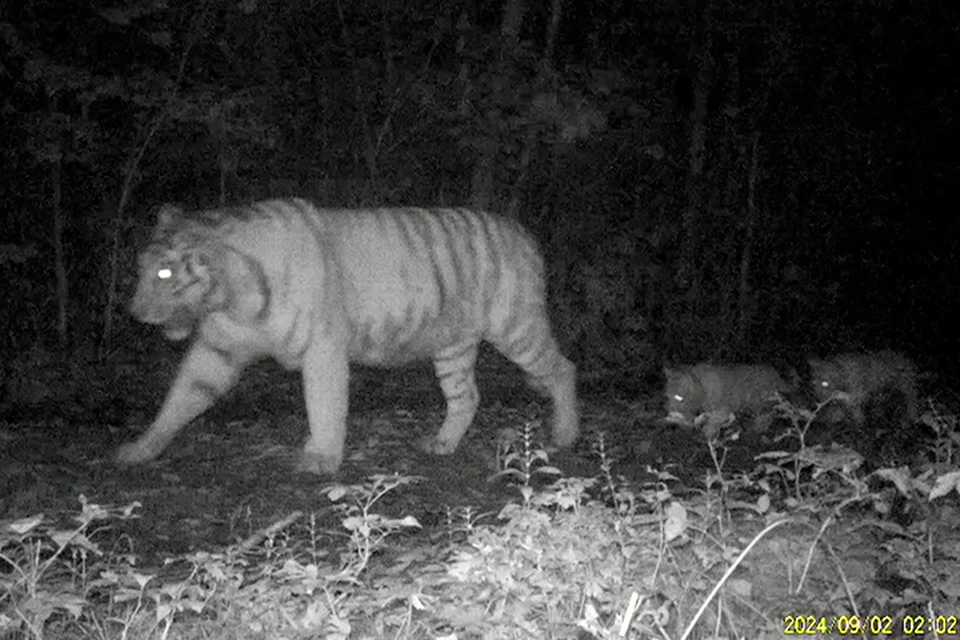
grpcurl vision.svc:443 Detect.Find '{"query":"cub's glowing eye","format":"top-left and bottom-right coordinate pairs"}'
top-left (819, 381), bottom-right (830, 388)
top-left (157, 268), bottom-right (173, 280)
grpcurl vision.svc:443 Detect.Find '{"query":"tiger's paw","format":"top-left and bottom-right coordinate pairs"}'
top-left (297, 450), bottom-right (341, 476)
top-left (114, 441), bottom-right (157, 466)
top-left (418, 434), bottom-right (459, 456)
top-left (552, 425), bottom-right (580, 449)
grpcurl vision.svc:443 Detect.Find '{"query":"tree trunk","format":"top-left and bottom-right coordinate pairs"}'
top-left (737, 131), bottom-right (761, 354)
top-left (51, 154), bottom-right (68, 349)
top-left (680, 37), bottom-right (713, 318)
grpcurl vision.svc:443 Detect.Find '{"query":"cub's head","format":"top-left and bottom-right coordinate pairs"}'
top-left (663, 366), bottom-right (705, 425)
top-left (807, 358), bottom-right (844, 403)
top-left (129, 204), bottom-right (223, 341)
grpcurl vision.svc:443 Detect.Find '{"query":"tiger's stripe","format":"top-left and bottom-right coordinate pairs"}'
top-left (118, 199), bottom-right (579, 474)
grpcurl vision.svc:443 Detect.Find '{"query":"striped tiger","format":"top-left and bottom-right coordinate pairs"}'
top-left (117, 199), bottom-right (579, 474)
top-left (807, 350), bottom-right (918, 427)
top-left (663, 363), bottom-right (793, 429)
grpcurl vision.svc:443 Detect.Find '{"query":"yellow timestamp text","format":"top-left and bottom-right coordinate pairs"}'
top-left (783, 614), bottom-right (960, 636)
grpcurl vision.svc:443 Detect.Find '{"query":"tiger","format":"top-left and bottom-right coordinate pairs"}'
top-left (663, 363), bottom-right (794, 430)
top-left (807, 350), bottom-right (918, 428)
top-left (116, 198), bottom-right (579, 475)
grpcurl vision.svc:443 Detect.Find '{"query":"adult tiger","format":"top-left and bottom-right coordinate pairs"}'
top-left (117, 199), bottom-right (579, 475)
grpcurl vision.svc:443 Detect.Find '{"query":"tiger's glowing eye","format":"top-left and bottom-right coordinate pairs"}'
top-left (157, 268), bottom-right (173, 280)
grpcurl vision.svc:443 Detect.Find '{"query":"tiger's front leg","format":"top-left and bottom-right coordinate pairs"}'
top-left (420, 345), bottom-right (480, 455)
top-left (115, 341), bottom-right (246, 466)
top-left (298, 338), bottom-right (349, 475)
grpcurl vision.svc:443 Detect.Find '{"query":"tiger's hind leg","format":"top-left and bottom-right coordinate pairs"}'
top-left (422, 344), bottom-right (480, 455)
top-left (532, 354), bottom-right (579, 449)
top-left (490, 316), bottom-right (579, 450)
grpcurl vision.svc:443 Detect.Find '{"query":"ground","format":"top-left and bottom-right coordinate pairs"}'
top-left (1, 349), bottom-right (679, 562)
top-left (3, 349), bottom-right (958, 638)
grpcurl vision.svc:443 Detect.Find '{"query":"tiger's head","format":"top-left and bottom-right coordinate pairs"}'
top-left (807, 358), bottom-right (844, 404)
top-left (663, 366), bottom-right (705, 426)
top-left (129, 204), bottom-right (225, 341)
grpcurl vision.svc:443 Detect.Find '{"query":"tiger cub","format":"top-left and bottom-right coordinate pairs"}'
top-left (664, 363), bottom-right (793, 430)
top-left (807, 350), bottom-right (918, 428)
top-left (117, 199), bottom-right (579, 475)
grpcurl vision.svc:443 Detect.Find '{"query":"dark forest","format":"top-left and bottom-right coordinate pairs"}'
top-left (1, 1), bottom-right (959, 638)
top-left (2, 0), bottom-right (956, 373)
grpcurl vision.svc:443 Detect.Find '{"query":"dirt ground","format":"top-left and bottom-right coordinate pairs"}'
top-left (1, 351), bottom-right (717, 562)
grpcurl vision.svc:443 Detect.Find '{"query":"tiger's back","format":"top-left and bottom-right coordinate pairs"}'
top-left (324, 207), bottom-right (546, 366)
top-left (664, 363), bottom-right (792, 425)
top-left (119, 199), bottom-right (578, 475)
top-left (808, 350), bottom-right (918, 426)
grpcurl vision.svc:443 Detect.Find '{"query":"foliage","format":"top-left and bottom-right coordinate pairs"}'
top-left (3, 394), bottom-right (960, 639)
top-left (0, 496), bottom-right (140, 638)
